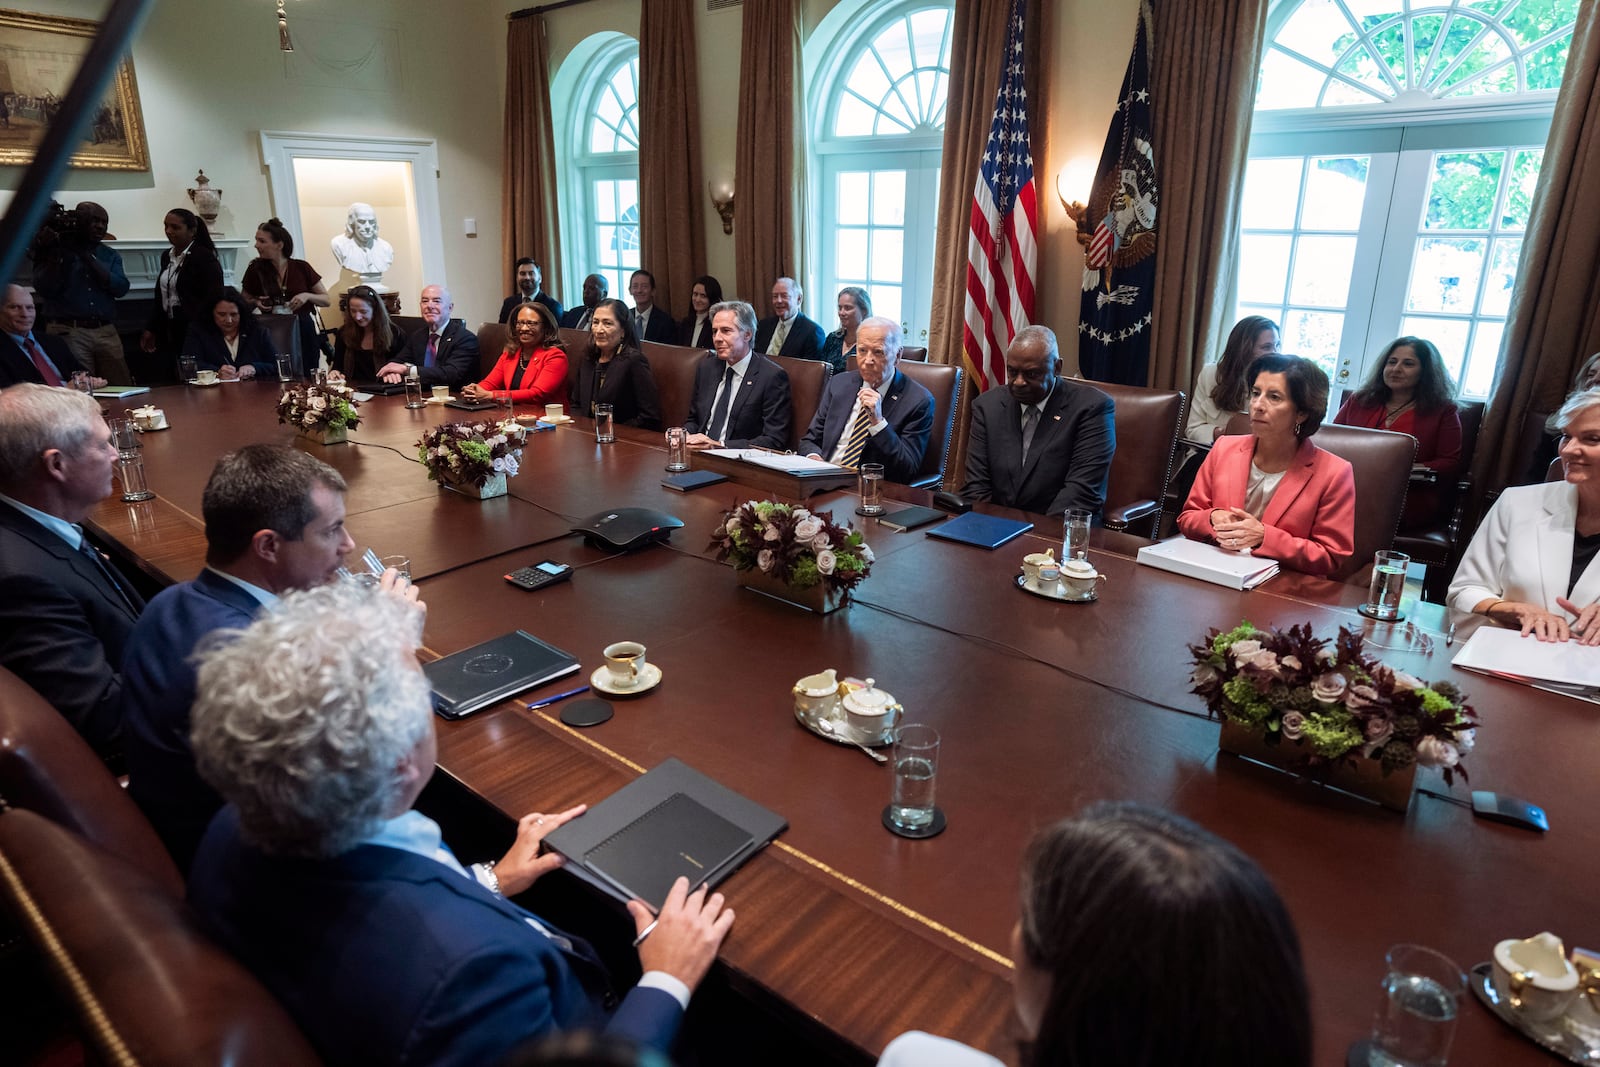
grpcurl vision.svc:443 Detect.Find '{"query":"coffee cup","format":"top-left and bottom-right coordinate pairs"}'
top-left (1492, 933), bottom-right (1581, 1022)
top-left (603, 641), bottom-right (647, 689)
top-left (432, 385), bottom-right (450, 400)
top-left (1022, 549), bottom-right (1055, 587)
top-left (545, 403), bottom-right (565, 420)
top-left (196, 369), bottom-right (218, 385)
top-left (132, 406), bottom-right (167, 431)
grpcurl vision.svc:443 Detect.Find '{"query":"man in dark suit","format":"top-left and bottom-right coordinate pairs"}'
top-left (498, 257), bottom-right (563, 325)
top-left (753, 277), bottom-right (826, 360)
top-left (187, 583), bottom-right (733, 1067)
top-left (800, 316), bottom-right (934, 483)
top-left (560, 273), bottom-right (608, 330)
top-left (0, 283), bottom-right (93, 388)
top-left (0, 384), bottom-right (141, 756)
top-left (683, 300), bottom-right (792, 451)
top-left (962, 325), bottom-right (1116, 517)
top-left (378, 284), bottom-right (479, 389)
top-left (122, 445), bottom-right (408, 872)
top-left (628, 269), bottom-right (676, 343)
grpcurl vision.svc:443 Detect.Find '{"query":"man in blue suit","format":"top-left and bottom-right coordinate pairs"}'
top-left (799, 316), bottom-right (934, 484)
top-left (0, 284), bottom-right (94, 389)
top-left (187, 584), bottom-right (733, 1067)
top-left (683, 300), bottom-right (792, 451)
top-left (122, 445), bottom-right (408, 871)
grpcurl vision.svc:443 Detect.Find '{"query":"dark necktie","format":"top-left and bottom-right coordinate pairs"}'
top-left (707, 366), bottom-right (735, 443)
top-left (838, 405), bottom-right (872, 469)
top-left (1020, 407), bottom-right (1040, 464)
top-left (23, 336), bottom-right (63, 387)
top-left (425, 333), bottom-right (439, 368)
top-left (577, 308), bottom-right (591, 330)
top-left (76, 532), bottom-right (140, 615)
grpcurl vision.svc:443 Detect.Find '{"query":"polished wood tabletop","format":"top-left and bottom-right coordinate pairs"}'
top-left (89, 384), bottom-right (1596, 1066)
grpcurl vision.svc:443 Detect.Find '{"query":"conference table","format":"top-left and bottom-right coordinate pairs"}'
top-left (89, 382), bottom-right (1595, 1066)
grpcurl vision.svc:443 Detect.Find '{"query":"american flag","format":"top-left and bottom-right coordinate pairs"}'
top-left (962, 0), bottom-right (1036, 393)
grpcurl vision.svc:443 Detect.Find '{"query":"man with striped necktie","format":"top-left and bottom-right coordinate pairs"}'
top-left (799, 316), bottom-right (933, 484)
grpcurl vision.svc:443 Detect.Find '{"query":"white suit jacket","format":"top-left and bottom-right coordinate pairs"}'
top-left (1449, 481), bottom-right (1600, 615)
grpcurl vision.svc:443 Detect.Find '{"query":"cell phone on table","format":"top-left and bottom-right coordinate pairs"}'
top-left (505, 560), bottom-right (572, 591)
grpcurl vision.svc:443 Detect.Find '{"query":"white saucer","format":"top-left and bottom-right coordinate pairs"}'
top-left (538, 415), bottom-right (574, 425)
top-left (590, 662), bottom-right (663, 696)
top-left (189, 378), bottom-right (220, 387)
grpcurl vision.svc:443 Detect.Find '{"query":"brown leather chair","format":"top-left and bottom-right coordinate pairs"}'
top-left (0, 807), bottom-right (323, 1066)
top-left (256, 313), bottom-right (302, 376)
top-left (1547, 455), bottom-right (1565, 481)
top-left (640, 342), bottom-right (710, 430)
top-left (0, 665), bottom-right (181, 894)
top-left (392, 315), bottom-right (426, 342)
top-left (475, 321), bottom-right (509, 382)
top-left (844, 355), bottom-right (963, 490)
top-left (1072, 377), bottom-right (1185, 537)
top-left (899, 345), bottom-right (928, 362)
top-left (772, 355), bottom-right (833, 451)
top-left (1394, 400), bottom-right (1484, 600)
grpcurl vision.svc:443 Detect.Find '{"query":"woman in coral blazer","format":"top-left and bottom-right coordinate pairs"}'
top-left (1178, 355), bottom-right (1356, 578)
top-left (463, 300), bottom-right (567, 407)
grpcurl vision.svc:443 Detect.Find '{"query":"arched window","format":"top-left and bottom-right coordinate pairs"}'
top-left (809, 2), bottom-right (953, 347)
top-left (1234, 0), bottom-right (1575, 402)
top-left (558, 38), bottom-right (639, 306)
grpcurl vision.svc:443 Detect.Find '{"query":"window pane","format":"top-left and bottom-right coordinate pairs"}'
top-left (870, 229), bottom-right (905, 283)
top-left (1322, 80), bottom-right (1384, 106)
top-left (1438, 33), bottom-right (1514, 95)
top-left (1282, 309), bottom-right (1344, 379)
top-left (1302, 157), bottom-right (1370, 230)
top-left (1275, 0), bottom-right (1355, 68)
top-left (1289, 235), bottom-right (1357, 306)
top-left (1424, 152), bottom-right (1505, 230)
top-left (1256, 48), bottom-right (1323, 110)
top-left (1406, 237), bottom-right (1486, 312)
top-left (1503, 0), bottom-right (1578, 49)
top-left (1400, 315), bottom-right (1472, 385)
top-left (872, 171), bottom-right (907, 226)
top-left (836, 230), bottom-right (869, 279)
top-left (1344, 1), bottom-right (1405, 24)
top-left (1461, 319), bottom-right (1505, 398)
top-left (1241, 158), bottom-right (1303, 230)
top-left (1238, 234), bottom-right (1292, 304)
top-left (1501, 149), bottom-right (1543, 229)
top-left (835, 94), bottom-right (878, 137)
top-left (594, 181), bottom-right (617, 223)
top-left (1335, 44), bottom-right (1396, 98)
top-left (1479, 237), bottom-right (1521, 317)
top-left (838, 172), bottom-right (870, 225)
top-left (874, 286), bottom-right (903, 327)
top-left (1526, 32), bottom-right (1573, 90)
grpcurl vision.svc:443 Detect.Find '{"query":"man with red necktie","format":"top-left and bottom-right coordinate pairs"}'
top-left (0, 284), bottom-right (101, 389)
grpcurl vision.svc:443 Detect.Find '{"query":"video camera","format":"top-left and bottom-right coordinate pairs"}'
top-left (28, 201), bottom-right (92, 258)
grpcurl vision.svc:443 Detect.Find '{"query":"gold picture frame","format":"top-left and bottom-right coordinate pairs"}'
top-left (0, 8), bottom-right (150, 171)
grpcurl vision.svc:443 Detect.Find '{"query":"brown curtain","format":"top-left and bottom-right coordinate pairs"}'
top-left (503, 15), bottom-right (563, 304)
top-left (1474, 8), bottom-right (1600, 495)
top-left (639, 0), bottom-right (706, 323)
top-left (734, 0), bottom-right (804, 304)
top-left (1146, 0), bottom-right (1268, 394)
top-left (925, 0), bottom-right (1044, 488)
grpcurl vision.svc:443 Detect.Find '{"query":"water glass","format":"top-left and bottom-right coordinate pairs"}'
top-left (116, 453), bottom-right (155, 502)
top-left (595, 403), bottom-right (615, 443)
top-left (403, 376), bottom-right (425, 409)
top-left (379, 555), bottom-right (411, 581)
top-left (1367, 944), bottom-right (1465, 1066)
top-left (275, 355), bottom-right (294, 382)
top-left (177, 354), bottom-right (198, 384)
top-left (888, 724), bottom-right (940, 832)
top-left (665, 427), bottom-right (689, 471)
top-left (108, 416), bottom-right (140, 456)
top-left (71, 370), bottom-right (93, 393)
top-left (1365, 550), bottom-right (1410, 621)
top-left (859, 462), bottom-right (885, 516)
top-left (500, 390), bottom-right (515, 422)
top-left (1063, 508), bottom-right (1092, 562)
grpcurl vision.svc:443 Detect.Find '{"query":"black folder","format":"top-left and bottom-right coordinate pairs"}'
top-left (543, 758), bottom-right (787, 911)
top-left (423, 630), bottom-right (580, 720)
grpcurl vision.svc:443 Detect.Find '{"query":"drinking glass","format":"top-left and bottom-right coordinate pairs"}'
top-left (108, 416), bottom-right (140, 456)
top-left (1363, 550), bottom-right (1410, 621)
top-left (379, 555), bottom-right (412, 580)
top-left (1063, 508), bottom-right (1092, 562)
top-left (177, 354), bottom-right (198, 384)
top-left (116, 453), bottom-right (155, 502)
top-left (665, 427), bottom-right (689, 471)
top-left (858, 462), bottom-right (885, 516)
top-left (1366, 944), bottom-right (1466, 1067)
top-left (595, 403), bottom-right (615, 443)
top-left (70, 370), bottom-right (92, 393)
top-left (403, 376), bottom-right (425, 409)
top-left (275, 355), bottom-right (294, 382)
top-left (888, 725), bottom-right (940, 832)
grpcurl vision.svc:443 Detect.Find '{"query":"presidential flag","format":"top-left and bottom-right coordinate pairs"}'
top-left (1078, 1), bottom-right (1158, 386)
top-left (962, 0), bottom-right (1037, 393)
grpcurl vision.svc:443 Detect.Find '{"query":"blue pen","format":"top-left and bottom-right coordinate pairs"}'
top-left (527, 685), bottom-right (590, 711)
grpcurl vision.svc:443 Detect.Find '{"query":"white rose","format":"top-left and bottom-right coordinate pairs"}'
top-left (763, 524), bottom-right (783, 542)
top-left (794, 518), bottom-right (824, 541)
top-left (757, 548), bottom-right (775, 572)
top-left (1453, 727), bottom-right (1475, 753)
top-left (812, 532), bottom-right (832, 552)
top-left (816, 549), bottom-right (836, 575)
top-left (860, 543), bottom-right (875, 563)
top-left (1415, 736), bottom-right (1459, 768)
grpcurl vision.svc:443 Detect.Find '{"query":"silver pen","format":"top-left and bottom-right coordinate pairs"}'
top-left (1445, 622), bottom-right (1456, 648)
top-left (631, 918), bottom-right (659, 947)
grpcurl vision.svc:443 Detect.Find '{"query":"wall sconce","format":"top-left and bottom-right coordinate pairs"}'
top-left (275, 0), bottom-right (295, 52)
top-left (1055, 162), bottom-right (1097, 249)
top-left (708, 182), bottom-right (735, 235)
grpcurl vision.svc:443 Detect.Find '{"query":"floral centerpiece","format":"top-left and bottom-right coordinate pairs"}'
top-left (1189, 620), bottom-right (1476, 808)
top-left (277, 381), bottom-right (361, 444)
top-left (710, 501), bottom-right (874, 613)
top-left (417, 420), bottom-right (522, 499)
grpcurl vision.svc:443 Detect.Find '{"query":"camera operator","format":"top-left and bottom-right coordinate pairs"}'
top-left (32, 201), bottom-right (133, 384)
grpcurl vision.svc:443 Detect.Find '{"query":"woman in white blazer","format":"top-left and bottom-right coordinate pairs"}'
top-left (1449, 387), bottom-right (1600, 643)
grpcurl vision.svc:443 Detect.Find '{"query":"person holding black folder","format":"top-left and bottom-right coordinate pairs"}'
top-left (186, 582), bottom-right (735, 1067)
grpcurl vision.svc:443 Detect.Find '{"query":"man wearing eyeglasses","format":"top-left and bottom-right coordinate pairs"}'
top-left (962, 325), bottom-right (1115, 517)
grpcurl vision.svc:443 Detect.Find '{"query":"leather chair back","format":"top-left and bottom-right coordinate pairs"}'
top-left (1547, 456), bottom-right (1564, 482)
top-left (773, 355), bottom-right (833, 451)
top-left (256, 314), bottom-right (302, 376)
top-left (844, 355), bottom-right (963, 488)
top-left (1394, 399), bottom-right (1485, 570)
top-left (1073, 377), bottom-right (1185, 535)
top-left (900, 345), bottom-right (928, 362)
top-left (0, 808), bottom-right (323, 1066)
top-left (475, 322), bottom-right (510, 382)
top-left (392, 315), bottom-right (426, 343)
top-left (0, 665), bottom-right (181, 894)
top-left (641, 342), bottom-right (710, 429)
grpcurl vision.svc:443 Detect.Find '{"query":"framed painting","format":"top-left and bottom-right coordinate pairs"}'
top-left (0, 8), bottom-right (150, 170)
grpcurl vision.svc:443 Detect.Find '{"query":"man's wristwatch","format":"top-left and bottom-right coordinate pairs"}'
top-left (474, 861), bottom-right (501, 896)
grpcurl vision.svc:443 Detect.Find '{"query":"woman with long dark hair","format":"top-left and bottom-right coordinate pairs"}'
top-left (140, 208), bottom-right (223, 371)
top-left (677, 275), bottom-right (723, 349)
top-left (182, 288), bottom-right (277, 381)
top-left (1186, 315), bottom-right (1280, 444)
top-left (333, 286), bottom-right (406, 381)
top-left (573, 298), bottom-right (661, 429)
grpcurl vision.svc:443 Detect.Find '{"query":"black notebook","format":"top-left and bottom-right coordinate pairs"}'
top-left (876, 505), bottom-right (948, 531)
top-left (924, 511), bottom-right (1034, 549)
top-left (424, 630), bottom-right (580, 720)
top-left (543, 758), bottom-right (787, 911)
top-left (446, 396), bottom-right (502, 411)
top-left (661, 469), bottom-right (729, 493)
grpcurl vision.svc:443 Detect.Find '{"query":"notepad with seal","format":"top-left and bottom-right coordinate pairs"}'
top-left (542, 758), bottom-right (787, 911)
top-left (423, 630), bottom-right (581, 720)
top-left (924, 511), bottom-right (1034, 549)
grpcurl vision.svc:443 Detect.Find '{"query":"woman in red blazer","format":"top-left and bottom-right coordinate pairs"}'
top-left (463, 301), bottom-right (567, 408)
top-left (1333, 336), bottom-right (1462, 530)
top-left (1178, 355), bottom-right (1355, 578)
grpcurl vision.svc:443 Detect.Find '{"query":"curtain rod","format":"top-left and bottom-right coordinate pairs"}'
top-left (507, 0), bottom-right (597, 21)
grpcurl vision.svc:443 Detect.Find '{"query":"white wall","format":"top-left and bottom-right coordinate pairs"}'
top-left (1, 0), bottom-right (507, 327)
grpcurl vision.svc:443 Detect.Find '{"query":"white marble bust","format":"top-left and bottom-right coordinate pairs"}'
top-left (329, 202), bottom-right (395, 279)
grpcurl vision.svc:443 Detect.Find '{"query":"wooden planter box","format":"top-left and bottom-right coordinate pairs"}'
top-left (736, 567), bottom-right (848, 615)
top-left (1218, 718), bottom-right (1416, 812)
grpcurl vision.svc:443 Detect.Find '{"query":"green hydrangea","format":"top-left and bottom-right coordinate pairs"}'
top-left (1300, 708), bottom-right (1363, 759)
top-left (458, 439), bottom-right (491, 464)
top-left (1211, 622), bottom-right (1260, 656)
top-left (1222, 677), bottom-right (1271, 724)
top-left (789, 558), bottom-right (821, 589)
top-left (1418, 688), bottom-right (1454, 716)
